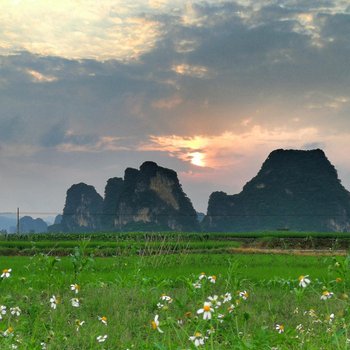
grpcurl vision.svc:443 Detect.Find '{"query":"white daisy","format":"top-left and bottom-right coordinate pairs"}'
top-left (1, 268), bottom-right (12, 278)
top-left (275, 324), bottom-right (284, 333)
top-left (71, 298), bottom-right (80, 307)
top-left (70, 283), bottom-right (80, 294)
top-left (151, 314), bottom-right (163, 333)
top-left (10, 307), bottom-right (21, 316)
top-left (298, 275), bottom-right (311, 288)
top-left (189, 332), bottom-right (206, 347)
top-left (320, 291), bottom-right (334, 300)
top-left (96, 335), bottom-right (108, 343)
top-left (50, 295), bottom-right (59, 309)
top-left (197, 302), bottom-right (214, 320)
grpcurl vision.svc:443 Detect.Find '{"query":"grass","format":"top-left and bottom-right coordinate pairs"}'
top-left (0, 231), bottom-right (349, 256)
top-left (1, 251), bottom-right (350, 349)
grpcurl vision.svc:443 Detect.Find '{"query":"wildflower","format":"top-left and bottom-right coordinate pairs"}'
top-left (305, 309), bottom-right (317, 318)
top-left (222, 292), bottom-right (232, 303)
top-left (157, 302), bottom-right (164, 309)
top-left (325, 313), bottom-right (335, 324)
top-left (197, 302), bottom-right (214, 320)
top-left (50, 295), bottom-right (59, 309)
top-left (199, 272), bottom-right (206, 280)
top-left (298, 275), bottom-right (311, 288)
top-left (75, 319), bottom-right (85, 331)
top-left (275, 324), bottom-right (284, 333)
top-left (207, 295), bottom-right (222, 309)
top-left (3, 326), bottom-right (14, 337)
top-left (160, 294), bottom-right (173, 303)
top-left (40, 342), bottom-right (47, 350)
top-left (239, 290), bottom-right (249, 300)
top-left (208, 275), bottom-right (216, 283)
top-left (151, 315), bottom-right (163, 333)
top-left (70, 284), bottom-right (80, 294)
top-left (0, 305), bottom-right (6, 320)
top-left (320, 291), bottom-right (334, 300)
top-left (193, 281), bottom-right (202, 289)
top-left (296, 323), bottom-right (304, 332)
top-left (217, 313), bottom-right (225, 323)
top-left (206, 327), bottom-right (215, 335)
top-left (70, 298), bottom-right (80, 307)
top-left (10, 307), bottom-right (21, 316)
top-left (227, 304), bottom-right (235, 313)
top-left (96, 335), bottom-right (108, 343)
top-left (1, 268), bottom-right (11, 278)
top-left (98, 316), bottom-right (108, 325)
top-left (189, 332), bottom-right (206, 347)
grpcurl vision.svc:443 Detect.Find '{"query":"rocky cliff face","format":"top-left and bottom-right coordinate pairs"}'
top-left (202, 149), bottom-right (350, 232)
top-left (51, 162), bottom-right (199, 232)
top-left (59, 183), bottom-right (103, 232)
top-left (103, 161), bottom-right (200, 231)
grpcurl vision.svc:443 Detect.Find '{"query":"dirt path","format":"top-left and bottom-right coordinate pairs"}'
top-left (228, 247), bottom-right (347, 256)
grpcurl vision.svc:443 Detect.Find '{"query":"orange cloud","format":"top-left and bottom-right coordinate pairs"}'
top-left (139, 126), bottom-right (320, 169)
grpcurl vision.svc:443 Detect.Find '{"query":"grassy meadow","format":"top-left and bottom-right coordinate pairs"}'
top-left (0, 233), bottom-right (350, 349)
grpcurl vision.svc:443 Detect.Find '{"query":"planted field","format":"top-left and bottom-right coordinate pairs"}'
top-left (0, 231), bottom-right (349, 256)
top-left (1, 247), bottom-right (350, 349)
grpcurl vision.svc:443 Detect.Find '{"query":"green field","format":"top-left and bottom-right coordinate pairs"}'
top-left (0, 231), bottom-right (349, 256)
top-left (1, 241), bottom-right (350, 349)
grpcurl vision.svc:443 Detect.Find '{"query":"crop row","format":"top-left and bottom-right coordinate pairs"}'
top-left (2, 231), bottom-right (350, 242)
top-left (0, 240), bottom-right (242, 256)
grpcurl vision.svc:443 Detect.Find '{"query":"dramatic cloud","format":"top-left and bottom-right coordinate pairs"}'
top-left (1, 0), bottom-right (350, 214)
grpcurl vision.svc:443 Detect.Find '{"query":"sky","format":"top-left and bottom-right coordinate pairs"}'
top-left (1, 0), bottom-right (350, 216)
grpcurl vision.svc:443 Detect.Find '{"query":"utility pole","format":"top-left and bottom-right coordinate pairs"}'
top-left (17, 207), bottom-right (20, 235)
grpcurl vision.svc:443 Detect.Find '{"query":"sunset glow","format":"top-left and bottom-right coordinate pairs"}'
top-left (1, 0), bottom-right (350, 214)
top-left (190, 152), bottom-right (205, 167)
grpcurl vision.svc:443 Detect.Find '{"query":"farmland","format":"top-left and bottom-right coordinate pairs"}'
top-left (0, 233), bottom-right (350, 349)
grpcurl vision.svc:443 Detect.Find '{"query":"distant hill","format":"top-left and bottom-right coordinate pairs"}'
top-left (19, 216), bottom-right (48, 233)
top-left (0, 215), bottom-right (16, 232)
top-left (51, 161), bottom-right (199, 232)
top-left (202, 149), bottom-right (350, 232)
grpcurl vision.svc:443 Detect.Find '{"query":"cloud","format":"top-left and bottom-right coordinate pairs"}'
top-left (26, 69), bottom-right (58, 83)
top-left (0, 1), bottom-right (164, 61)
top-left (1, 0), bottom-right (350, 214)
top-left (139, 125), bottom-right (321, 169)
top-left (172, 63), bottom-right (211, 78)
top-left (57, 134), bottom-right (130, 153)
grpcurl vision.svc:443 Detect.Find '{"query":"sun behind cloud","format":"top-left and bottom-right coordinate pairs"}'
top-left (190, 152), bottom-right (205, 167)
